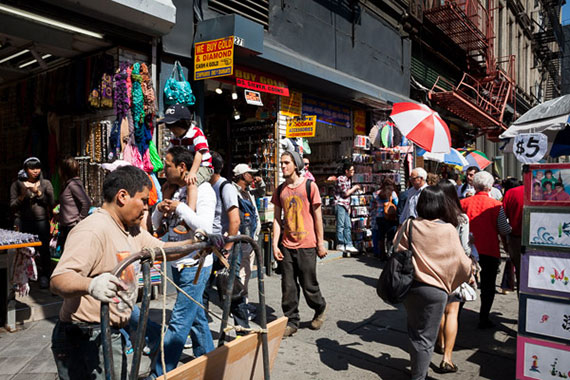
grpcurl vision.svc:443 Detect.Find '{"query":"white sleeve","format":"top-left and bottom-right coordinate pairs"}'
top-left (151, 206), bottom-right (164, 231)
top-left (175, 185), bottom-right (216, 234)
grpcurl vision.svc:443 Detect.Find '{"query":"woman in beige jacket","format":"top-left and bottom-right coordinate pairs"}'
top-left (395, 186), bottom-right (473, 380)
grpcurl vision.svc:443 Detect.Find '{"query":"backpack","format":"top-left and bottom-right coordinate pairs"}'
top-left (220, 181), bottom-right (258, 237)
top-left (376, 218), bottom-right (415, 304)
top-left (383, 198), bottom-right (397, 221)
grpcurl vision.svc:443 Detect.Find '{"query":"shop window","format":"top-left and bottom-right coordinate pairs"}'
top-left (208, 0), bottom-right (269, 28)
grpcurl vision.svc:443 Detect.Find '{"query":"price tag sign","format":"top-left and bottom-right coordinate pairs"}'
top-left (513, 133), bottom-right (548, 163)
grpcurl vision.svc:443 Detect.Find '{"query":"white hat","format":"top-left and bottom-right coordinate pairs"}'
top-left (101, 160), bottom-right (132, 172)
top-left (233, 163), bottom-right (258, 177)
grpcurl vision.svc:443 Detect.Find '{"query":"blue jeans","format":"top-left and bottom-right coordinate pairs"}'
top-left (154, 264), bottom-right (214, 376)
top-left (336, 205), bottom-right (353, 247)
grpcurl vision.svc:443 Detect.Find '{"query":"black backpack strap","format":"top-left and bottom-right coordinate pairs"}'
top-left (219, 180), bottom-right (230, 210)
top-left (306, 179), bottom-right (313, 205)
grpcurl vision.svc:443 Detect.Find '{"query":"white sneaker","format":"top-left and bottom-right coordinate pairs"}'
top-left (336, 244), bottom-right (346, 251)
top-left (184, 336), bottom-right (193, 349)
top-left (346, 245), bottom-right (359, 253)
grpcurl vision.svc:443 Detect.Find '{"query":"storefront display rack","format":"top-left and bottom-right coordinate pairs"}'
top-left (351, 136), bottom-right (375, 252)
top-left (231, 120), bottom-right (277, 194)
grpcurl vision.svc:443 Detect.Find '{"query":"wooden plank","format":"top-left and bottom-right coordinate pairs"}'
top-left (158, 316), bottom-right (288, 380)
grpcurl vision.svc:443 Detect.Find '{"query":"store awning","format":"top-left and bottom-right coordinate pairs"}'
top-left (45, 0), bottom-right (176, 36)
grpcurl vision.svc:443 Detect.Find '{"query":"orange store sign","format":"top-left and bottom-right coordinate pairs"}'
top-left (234, 67), bottom-right (289, 96)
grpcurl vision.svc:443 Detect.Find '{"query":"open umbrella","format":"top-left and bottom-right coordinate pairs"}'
top-left (390, 102), bottom-right (451, 153)
top-left (422, 148), bottom-right (470, 168)
top-left (463, 150), bottom-right (492, 170)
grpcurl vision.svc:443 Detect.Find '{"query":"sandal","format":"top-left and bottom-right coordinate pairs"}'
top-left (439, 361), bottom-right (458, 373)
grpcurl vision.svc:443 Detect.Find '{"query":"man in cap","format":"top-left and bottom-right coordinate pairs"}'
top-left (233, 163), bottom-right (265, 317)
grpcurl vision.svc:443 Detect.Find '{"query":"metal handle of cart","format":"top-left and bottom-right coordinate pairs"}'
top-left (100, 232), bottom-right (270, 380)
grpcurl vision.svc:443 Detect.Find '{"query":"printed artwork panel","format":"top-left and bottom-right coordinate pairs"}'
top-left (517, 336), bottom-right (570, 380)
top-left (527, 255), bottom-right (570, 295)
top-left (524, 164), bottom-right (570, 207)
top-left (528, 212), bottom-right (570, 249)
top-left (525, 297), bottom-right (570, 342)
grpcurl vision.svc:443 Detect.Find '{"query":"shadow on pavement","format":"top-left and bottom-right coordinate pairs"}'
top-left (316, 337), bottom-right (410, 379)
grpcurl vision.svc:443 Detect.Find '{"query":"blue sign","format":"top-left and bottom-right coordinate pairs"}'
top-left (302, 95), bottom-right (351, 128)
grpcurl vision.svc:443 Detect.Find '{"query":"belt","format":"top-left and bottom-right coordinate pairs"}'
top-left (59, 321), bottom-right (121, 336)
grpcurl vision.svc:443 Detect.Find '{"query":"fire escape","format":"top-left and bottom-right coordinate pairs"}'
top-left (532, 0), bottom-right (562, 100)
top-left (424, 0), bottom-right (516, 141)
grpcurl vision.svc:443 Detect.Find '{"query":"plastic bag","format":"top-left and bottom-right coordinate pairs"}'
top-left (215, 268), bottom-right (245, 302)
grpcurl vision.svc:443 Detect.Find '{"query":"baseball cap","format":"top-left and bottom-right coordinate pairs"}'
top-left (159, 104), bottom-right (192, 125)
top-left (233, 163), bottom-right (258, 177)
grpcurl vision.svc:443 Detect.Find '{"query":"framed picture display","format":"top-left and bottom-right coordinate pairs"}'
top-left (520, 250), bottom-right (570, 298)
top-left (524, 163), bottom-right (570, 207)
top-left (516, 336), bottom-right (570, 380)
top-left (522, 207), bottom-right (570, 251)
top-left (519, 294), bottom-right (570, 344)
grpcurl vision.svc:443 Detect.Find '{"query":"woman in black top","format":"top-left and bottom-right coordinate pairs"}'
top-left (57, 157), bottom-right (91, 251)
top-left (10, 157), bottom-right (55, 288)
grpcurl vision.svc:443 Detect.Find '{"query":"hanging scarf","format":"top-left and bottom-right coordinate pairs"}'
top-left (113, 62), bottom-right (130, 120)
top-left (131, 63), bottom-right (145, 125)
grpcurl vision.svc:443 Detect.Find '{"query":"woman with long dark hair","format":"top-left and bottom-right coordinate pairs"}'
top-left (10, 157), bottom-right (55, 288)
top-left (435, 179), bottom-right (472, 373)
top-left (395, 186), bottom-right (472, 380)
top-left (57, 157), bottom-right (91, 251)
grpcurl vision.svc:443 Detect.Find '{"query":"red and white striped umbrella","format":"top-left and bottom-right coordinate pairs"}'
top-left (390, 102), bottom-right (451, 153)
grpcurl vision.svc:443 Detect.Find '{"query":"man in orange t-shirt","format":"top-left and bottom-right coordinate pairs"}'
top-left (272, 151), bottom-right (327, 337)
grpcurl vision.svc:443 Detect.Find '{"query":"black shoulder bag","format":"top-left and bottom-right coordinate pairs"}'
top-left (376, 218), bottom-right (415, 304)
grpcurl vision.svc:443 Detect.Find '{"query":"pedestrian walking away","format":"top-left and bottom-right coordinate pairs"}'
top-left (395, 186), bottom-right (473, 380)
top-left (272, 150), bottom-right (328, 337)
top-left (460, 171), bottom-right (512, 329)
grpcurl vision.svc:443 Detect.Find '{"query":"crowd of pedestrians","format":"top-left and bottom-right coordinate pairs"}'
top-left (9, 104), bottom-right (524, 379)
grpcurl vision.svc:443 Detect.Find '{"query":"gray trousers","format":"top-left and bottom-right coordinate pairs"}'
top-left (403, 282), bottom-right (448, 380)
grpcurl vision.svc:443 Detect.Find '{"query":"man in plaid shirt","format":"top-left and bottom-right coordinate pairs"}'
top-left (335, 162), bottom-right (360, 253)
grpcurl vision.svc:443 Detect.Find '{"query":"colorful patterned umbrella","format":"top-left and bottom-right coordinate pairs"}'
top-left (421, 148), bottom-right (470, 168)
top-left (462, 150), bottom-right (492, 170)
top-left (390, 102), bottom-right (451, 153)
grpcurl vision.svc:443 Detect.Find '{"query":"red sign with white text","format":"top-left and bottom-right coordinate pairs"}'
top-left (234, 67), bottom-right (289, 96)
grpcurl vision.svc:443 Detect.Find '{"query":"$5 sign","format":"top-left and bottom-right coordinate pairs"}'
top-left (513, 133), bottom-right (548, 163)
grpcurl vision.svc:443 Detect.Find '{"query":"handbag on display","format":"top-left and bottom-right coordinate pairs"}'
top-left (163, 61), bottom-right (196, 106)
top-left (376, 218), bottom-right (415, 304)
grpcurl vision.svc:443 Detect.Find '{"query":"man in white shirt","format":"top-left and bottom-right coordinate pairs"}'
top-left (457, 166), bottom-right (479, 199)
top-left (399, 167), bottom-right (428, 224)
top-left (150, 146), bottom-right (216, 376)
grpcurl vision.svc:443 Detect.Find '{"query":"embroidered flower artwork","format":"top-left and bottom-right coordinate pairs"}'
top-left (550, 268), bottom-right (569, 285)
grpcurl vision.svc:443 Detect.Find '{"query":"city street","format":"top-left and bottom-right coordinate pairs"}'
top-left (0, 250), bottom-right (518, 380)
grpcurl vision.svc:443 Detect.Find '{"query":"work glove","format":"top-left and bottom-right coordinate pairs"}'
top-left (88, 273), bottom-right (123, 303)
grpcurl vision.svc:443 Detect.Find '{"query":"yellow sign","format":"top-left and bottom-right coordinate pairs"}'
top-left (281, 91), bottom-right (302, 117)
top-left (354, 109), bottom-right (366, 135)
top-left (194, 36), bottom-right (234, 80)
top-left (286, 115), bottom-right (317, 138)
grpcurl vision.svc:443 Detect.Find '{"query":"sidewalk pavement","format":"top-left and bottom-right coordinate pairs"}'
top-left (0, 250), bottom-right (518, 380)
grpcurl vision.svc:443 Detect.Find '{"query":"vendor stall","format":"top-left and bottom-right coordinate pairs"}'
top-left (516, 163), bottom-right (570, 380)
